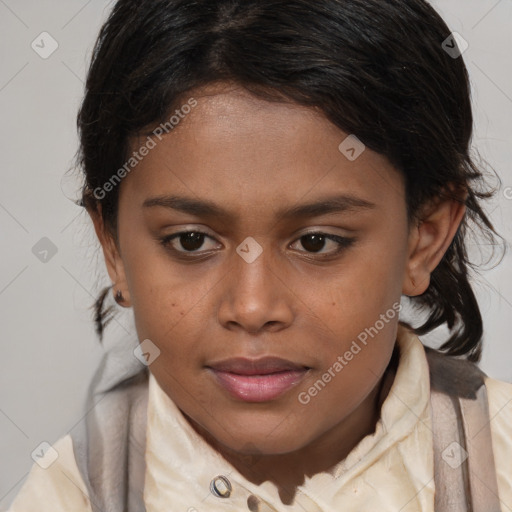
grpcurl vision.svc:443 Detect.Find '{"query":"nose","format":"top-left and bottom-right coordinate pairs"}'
top-left (217, 241), bottom-right (294, 334)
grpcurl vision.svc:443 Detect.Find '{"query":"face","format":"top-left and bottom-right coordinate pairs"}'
top-left (93, 82), bottom-right (457, 456)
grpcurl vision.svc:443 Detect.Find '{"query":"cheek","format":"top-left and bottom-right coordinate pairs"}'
top-left (322, 239), bottom-right (405, 327)
top-left (296, 308), bottom-right (398, 431)
top-left (302, 233), bottom-right (405, 391)
top-left (120, 239), bottom-right (185, 340)
top-left (121, 240), bottom-right (222, 365)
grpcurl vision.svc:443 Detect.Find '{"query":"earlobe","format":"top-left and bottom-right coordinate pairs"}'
top-left (87, 204), bottom-right (132, 307)
top-left (402, 191), bottom-right (466, 297)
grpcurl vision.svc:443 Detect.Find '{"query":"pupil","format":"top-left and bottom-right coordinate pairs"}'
top-left (181, 232), bottom-right (204, 251)
top-left (301, 234), bottom-right (325, 252)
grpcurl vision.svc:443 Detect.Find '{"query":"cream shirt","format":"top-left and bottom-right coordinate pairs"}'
top-left (8, 327), bottom-right (512, 511)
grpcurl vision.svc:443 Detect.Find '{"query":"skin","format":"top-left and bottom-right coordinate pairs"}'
top-left (89, 81), bottom-right (466, 505)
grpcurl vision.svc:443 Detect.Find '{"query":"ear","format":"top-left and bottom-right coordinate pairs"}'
top-left (88, 204), bottom-right (132, 307)
top-left (402, 188), bottom-right (467, 297)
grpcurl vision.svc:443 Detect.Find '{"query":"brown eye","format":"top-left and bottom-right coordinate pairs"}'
top-left (160, 230), bottom-right (220, 253)
top-left (299, 234), bottom-right (327, 253)
top-left (177, 232), bottom-right (206, 251)
top-left (290, 232), bottom-right (355, 256)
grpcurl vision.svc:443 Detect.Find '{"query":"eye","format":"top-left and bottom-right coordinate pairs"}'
top-left (289, 232), bottom-right (355, 256)
top-left (159, 230), bottom-right (355, 259)
top-left (160, 230), bottom-right (221, 254)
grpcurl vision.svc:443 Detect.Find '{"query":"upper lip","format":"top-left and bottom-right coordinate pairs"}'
top-left (206, 357), bottom-right (309, 376)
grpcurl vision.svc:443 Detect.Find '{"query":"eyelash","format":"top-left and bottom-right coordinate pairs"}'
top-left (159, 230), bottom-right (356, 260)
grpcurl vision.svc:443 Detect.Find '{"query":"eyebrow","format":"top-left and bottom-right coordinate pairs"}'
top-left (142, 194), bottom-right (376, 220)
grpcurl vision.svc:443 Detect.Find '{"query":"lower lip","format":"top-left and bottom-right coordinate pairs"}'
top-left (209, 369), bottom-right (309, 402)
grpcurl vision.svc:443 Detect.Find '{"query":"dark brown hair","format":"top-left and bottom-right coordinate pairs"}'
top-left (76, 0), bottom-right (504, 361)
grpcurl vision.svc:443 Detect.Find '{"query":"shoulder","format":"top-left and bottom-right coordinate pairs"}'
top-left (8, 434), bottom-right (93, 512)
top-left (484, 376), bottom-right (512, 510)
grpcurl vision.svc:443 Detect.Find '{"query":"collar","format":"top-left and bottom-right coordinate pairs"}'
top-left (143, 324), bottom-right (434, 511)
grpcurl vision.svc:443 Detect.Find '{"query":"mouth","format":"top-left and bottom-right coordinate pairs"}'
top-left (206, 357), bottom-right (311, 403)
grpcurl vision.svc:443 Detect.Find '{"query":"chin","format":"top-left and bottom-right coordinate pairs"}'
top-left (211, 424), bottom-right (312, 456)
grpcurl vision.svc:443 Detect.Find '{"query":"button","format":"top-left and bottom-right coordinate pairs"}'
top-left (247, 495), bottom-right (260, 511)
top-left (247, 495), bottom-right (278, 512)
top-left (210, 475), bottom-right (232, 498)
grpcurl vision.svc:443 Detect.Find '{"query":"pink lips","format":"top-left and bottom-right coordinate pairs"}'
top-left (207, 357), bottom-right (310, 402)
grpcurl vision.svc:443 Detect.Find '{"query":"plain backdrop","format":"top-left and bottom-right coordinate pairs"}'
top-left (0, 0), bottom-right (511, 507)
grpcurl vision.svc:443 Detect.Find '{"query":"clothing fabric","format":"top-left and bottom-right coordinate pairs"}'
top-left (8, 326), bottom-right (512, 511)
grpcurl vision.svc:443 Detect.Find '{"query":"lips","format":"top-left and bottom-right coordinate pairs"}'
top-left (206, 357), bottom-right (310, 402)
top-left (208, 356), bottom-right (307, 375)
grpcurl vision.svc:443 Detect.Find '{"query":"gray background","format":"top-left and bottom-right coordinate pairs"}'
top-left (0, 0), bottom-right (511, 507)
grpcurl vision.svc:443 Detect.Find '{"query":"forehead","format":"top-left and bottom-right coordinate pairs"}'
top-left (120, 83), bottom-right (404, 221)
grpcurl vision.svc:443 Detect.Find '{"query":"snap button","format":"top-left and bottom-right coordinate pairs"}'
top-left (247, 494), bottom-right (260, 511)
top-left (248, 495), bottom-right (277, 511)
top-left (210, 475), bottom-right (232, 498)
